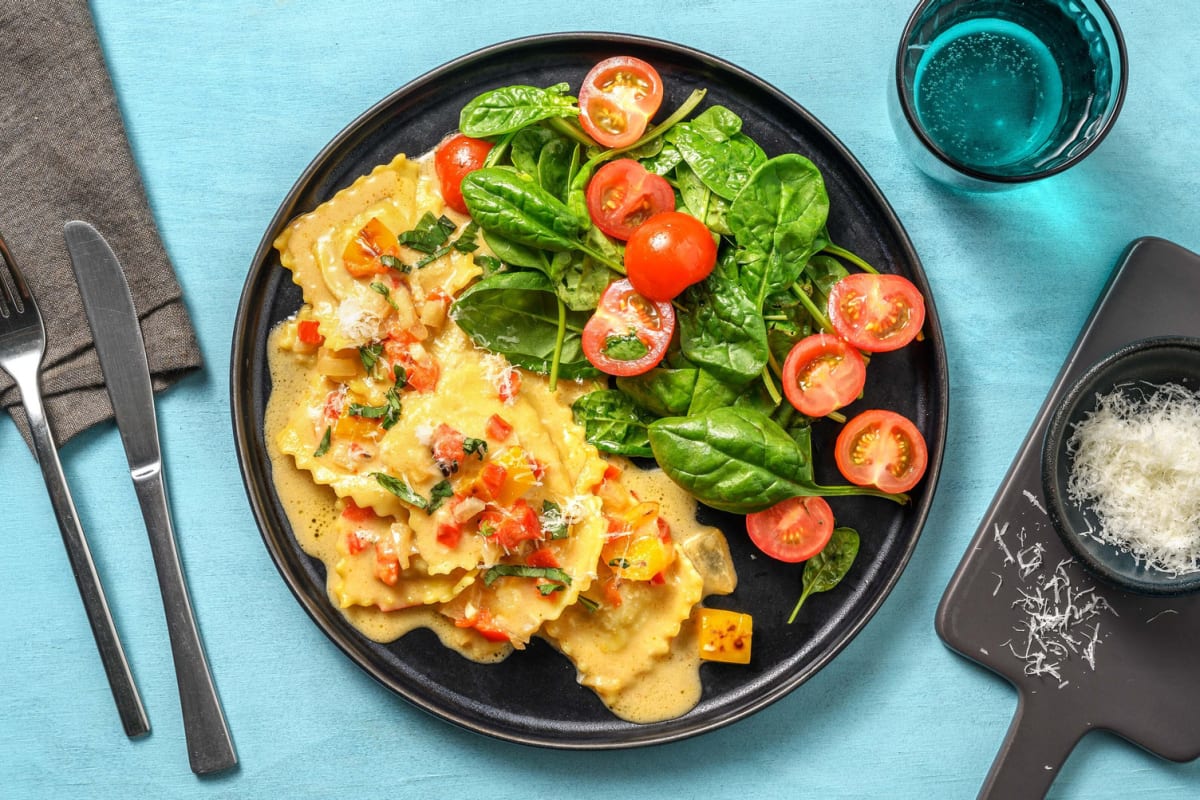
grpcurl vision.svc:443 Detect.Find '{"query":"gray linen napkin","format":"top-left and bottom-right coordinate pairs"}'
top-left (0, 1), bottom-right (202, 446)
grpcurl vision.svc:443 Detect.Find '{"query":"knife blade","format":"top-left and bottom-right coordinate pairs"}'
top-left (65, 220), bottom-right (237, 775)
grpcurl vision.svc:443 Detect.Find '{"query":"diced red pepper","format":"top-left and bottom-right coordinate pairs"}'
top-left (454, 608), bottom-right (509, 643)
top-left (437, 520), bottom-right (462, 549)
top-left (529, 457), bottom-right (547, 482)
top-left (478, 499), bottom-right (542, 550)
top-left (374, 537), bottom-right (401, 586)
top-left (472, 462), bottom-right (508, 503)
top-left (656, 516), bottom-right (672, 541)
top-left (650, 572), bottom-right (666, 585)
top-left (486, 414), bottom-right (513, 441)
top-left (430, 423), bottom-right (466, 475)
top-left (601, 576), bottom-right (623, 608)
top-left (526, 547), bottom-right (561, 569)
top-left (497, 368), bottom-right (521, 403)
top-left (345, 530), bottom-right (367, 555)
top-left (341, 498), bottom-right (376, 524)
top-left (297, 319), bottom-right (324, 345)
top-left (384, 337), bottom-right (440, 392)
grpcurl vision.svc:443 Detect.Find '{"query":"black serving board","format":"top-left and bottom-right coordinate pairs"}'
top-left (937, 237), bottom-right (1200, 798)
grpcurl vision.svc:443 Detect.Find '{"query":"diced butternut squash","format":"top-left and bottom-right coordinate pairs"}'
top-left (489, 446), bottom-right (539, 506)
top-left (343, 217), bottom-right (399, 277)
top-left (697, 607), bottom-right (752, 664)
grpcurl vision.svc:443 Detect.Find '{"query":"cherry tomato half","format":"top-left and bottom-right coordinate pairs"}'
top-left (827, 273), bottom-right (926, 353)
top-left (581, 278), bottom-right (675, 376)
top-left (435, 133), bottom-right (494, 215)
top-left (745, 495), bottom-right (835, 563)
top-left (835, 409), bottom-right (928, 494)
top-left (578, 56), bottom-right (664, 149)
top-left (625, 211), bottom-right (717, 301)
top-left (585, 159), bottom-right (675, 241)
top-left (782, 333), bottom-right (867, 417)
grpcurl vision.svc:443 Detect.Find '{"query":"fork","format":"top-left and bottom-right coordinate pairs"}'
top-left (0, 233), bottom-right (149, 738)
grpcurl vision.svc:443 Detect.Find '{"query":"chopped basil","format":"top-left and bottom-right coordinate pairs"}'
top-left (347, 402), bottom-right (385, 419)
top-left (452, 221), bottom-right (480, 253)
top-left (541, 500), bottom-right (568, 540)
top-left (379, 254), bottom-right (408, 272)
top-left (346, 385), bottom-right (401, 429)
top-left (428, 479), bottom-right (454, 512)
top-left (413, 221), bottom-right (481, 269)
top-left (392, 364), bottom-right (408, 388)
top-left (482, 564), bottom-right (572, 592)
top-left (372, 472), bottom-right (428, 510)
top-left (359, 343), bottom-right (383, 373)
top-left (370, 281), bottom-right (400, 310)
top-left (463, 436), bottom-right (489, 458)
top-left (607, 558), bottom-right (631, 569)
top-left (399, 212), bottom-right (456, 254)
top-left (577, 595), bottom-right (600, 612)
top-left (313, 426), bottom-right (331, 457)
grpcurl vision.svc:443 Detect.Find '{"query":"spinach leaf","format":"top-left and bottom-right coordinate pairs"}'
top-left (729, 154), bottom-right (830, 309)
top-left (459, 83), bottom-right (578, 138)
top-left (640, 141), bottom-right (684, 176)
top-left (804, 253), bottom-right (850, 299)
top-left (572, 389), bottom-right (655, 458)
top-left (481, 229), bottom-right (553, 274)
top-left (686, 368), bottom-right (743, 415)
top-left (510, 125), bottom-right (559, 176)
top-left (648, 407), bottom-right (902, 513)
top-left (678, 270), bottom-right (769, 386)
top-left (451, 271), bottom-right (598, 379)
top-left (788, 527), bottom-right (860, 623)
top-left (676, 161), bottom-right (732, 236)
top-left (616, 368), bottom-right (699, 418)
top-left (555, 251), bottom-right (614, 311)
top-left (537, 138), bottom-right (574, 202)
top-left (666, 106), bottom-right (767, 201)
top-left (461, 168), bottom-right (587, 252)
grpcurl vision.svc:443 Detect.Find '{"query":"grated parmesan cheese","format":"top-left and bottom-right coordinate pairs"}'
top-left (1066, 382), bottom-right (1200, 575)
top-left (479, 352), bottom-right (519, 403)
top-left (335, 294), bottom-right (386, 346)
top-left (994, 522), bottom-right (1115, 683)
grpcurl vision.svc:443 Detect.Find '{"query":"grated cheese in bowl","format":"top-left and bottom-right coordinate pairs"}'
top-left (1066, 381), bottom-right (1200, 576)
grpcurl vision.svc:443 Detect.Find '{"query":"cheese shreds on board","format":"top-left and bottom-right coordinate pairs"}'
top-left (994, 523), bottom-right (1116, 682)
top-left (1066, 381), bottom-right (1200, 575)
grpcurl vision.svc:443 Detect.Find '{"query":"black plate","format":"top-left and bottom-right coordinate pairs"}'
top-left (231, 32), bottom-right (949, 749)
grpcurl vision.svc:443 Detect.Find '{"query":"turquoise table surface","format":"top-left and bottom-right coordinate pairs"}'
top-left (3, 1), bottom-right (1198, 797)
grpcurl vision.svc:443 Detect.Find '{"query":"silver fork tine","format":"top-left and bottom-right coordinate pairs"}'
top-left (0, 234), bottom-right (149, 738)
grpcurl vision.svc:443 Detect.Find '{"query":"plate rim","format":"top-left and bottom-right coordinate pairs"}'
top-left (230, 30), bottom-right (950, 749)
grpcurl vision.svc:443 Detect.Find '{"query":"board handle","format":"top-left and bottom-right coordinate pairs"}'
top-left (978, 694), bottom-right (1085, 799)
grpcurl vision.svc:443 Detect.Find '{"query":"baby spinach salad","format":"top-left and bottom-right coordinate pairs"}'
top-left (438, 55), bottom-right (930, 619)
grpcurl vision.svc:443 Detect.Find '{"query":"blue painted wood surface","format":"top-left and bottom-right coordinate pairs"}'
top-left (2, 1), bottom-right (1197, 796)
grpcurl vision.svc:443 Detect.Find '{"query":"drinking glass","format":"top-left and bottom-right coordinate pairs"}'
top-left (890, 0), bottom-right (1127, 190)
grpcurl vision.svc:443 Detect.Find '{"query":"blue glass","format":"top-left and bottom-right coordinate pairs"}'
top-left (891, 0), bottom-right (1127, 189)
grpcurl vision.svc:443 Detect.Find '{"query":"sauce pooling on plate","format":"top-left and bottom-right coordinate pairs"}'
top-left (264, 151), bottom-right (738, 723)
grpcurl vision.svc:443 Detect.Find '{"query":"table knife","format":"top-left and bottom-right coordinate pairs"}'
top-left (64, 220), bottom-right (237, 775)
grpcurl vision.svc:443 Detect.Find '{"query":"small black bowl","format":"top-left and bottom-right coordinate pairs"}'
top-left (1043, 336), bottom-right (1200, 596)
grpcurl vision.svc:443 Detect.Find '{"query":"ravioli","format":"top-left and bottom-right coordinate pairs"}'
top-left (543, 545), bottom-right (705, 705)
top-left (265, 148), bottom-right (739, 723)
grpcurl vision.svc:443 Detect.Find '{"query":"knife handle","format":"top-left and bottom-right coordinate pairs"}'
top-left (131, 466), bottom-right (237, 775)
top-left (18, 378), bottom-right (149, 738)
